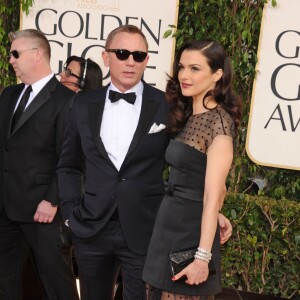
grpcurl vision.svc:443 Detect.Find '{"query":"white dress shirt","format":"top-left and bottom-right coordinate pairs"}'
top-left (14, 73), bottom-right (55, 112)
top-left (100, 82), bottom-right (143, 170)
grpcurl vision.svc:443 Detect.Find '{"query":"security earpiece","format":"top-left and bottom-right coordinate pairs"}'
top-left (80, 59), bottom-right (88, 89)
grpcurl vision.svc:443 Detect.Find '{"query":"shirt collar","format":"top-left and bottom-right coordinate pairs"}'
top-left (29, 73), bottom-right (54, 96)
top-left (109, 81), bottom-right (144, 98)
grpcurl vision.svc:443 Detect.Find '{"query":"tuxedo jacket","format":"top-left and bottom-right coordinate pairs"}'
top-left (0, 77), bottom-right (74, 222)
top-left (57, 82), bottom-right (169, 255)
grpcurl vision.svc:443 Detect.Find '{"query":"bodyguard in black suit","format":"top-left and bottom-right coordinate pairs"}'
top-left (0, 29), bottom-right (79, 300)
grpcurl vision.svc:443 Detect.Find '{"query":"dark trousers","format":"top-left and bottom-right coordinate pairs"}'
top-left (0, 210), bottom-right (79, 300)
top-left (72, 219), bottom-right (147, 300)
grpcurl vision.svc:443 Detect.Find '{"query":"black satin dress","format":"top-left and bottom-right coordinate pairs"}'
top-left (142, 106), bottom-right (235, 297)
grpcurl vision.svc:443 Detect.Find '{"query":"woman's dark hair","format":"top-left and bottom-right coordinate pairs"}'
top-left (64, 55), bottom-right (103, 92)
top-left (166, 39), bottom-right (242, 133)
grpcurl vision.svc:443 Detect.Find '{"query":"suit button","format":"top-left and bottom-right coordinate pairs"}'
top-left (118, 178), bottom-right (125, 182)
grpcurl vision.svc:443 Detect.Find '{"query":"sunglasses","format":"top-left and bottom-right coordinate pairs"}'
top-left (63, 68), bottom-right (82, 80)
top-left (8, 48), bottom-right (38, 59)
top-left (106, 49), bottom-right (147, 62)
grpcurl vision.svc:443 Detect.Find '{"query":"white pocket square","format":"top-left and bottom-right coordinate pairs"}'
top-left (148, 123), bottom-right (166, 134)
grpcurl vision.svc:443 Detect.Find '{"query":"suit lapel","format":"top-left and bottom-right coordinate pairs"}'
top-left (122, 83), bottom-right (160, 163)
top-left (10, 76), bottom-right (57, 136)
top-left (88, 86), bottom-right (117, 169)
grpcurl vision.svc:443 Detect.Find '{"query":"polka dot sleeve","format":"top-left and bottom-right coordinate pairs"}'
top-left (176, 106), bottom-right (235, 154)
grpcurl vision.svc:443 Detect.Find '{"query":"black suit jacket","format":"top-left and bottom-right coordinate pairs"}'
top-left (57, 82), bottom-right (169, 255)
top-left (0, 76), bottom-right (74, 222)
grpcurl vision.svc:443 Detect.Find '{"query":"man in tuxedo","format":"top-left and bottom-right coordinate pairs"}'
top-left (57, 25), bottom-right (232, 300)
top-left (0, 29), bottom-right (79, 300)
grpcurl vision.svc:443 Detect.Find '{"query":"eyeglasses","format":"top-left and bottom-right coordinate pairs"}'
top-left (63, 68), bottom-right (82, 80)
top-left (8, 48), bottom-right (38, 59)
top-left (106, 49), bottom-right (148, 62)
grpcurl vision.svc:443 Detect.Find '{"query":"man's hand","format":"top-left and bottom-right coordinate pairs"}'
top-left (218, 213), bottom-right (232, 244)
top-left (33, 200), bottom-right (57, 223)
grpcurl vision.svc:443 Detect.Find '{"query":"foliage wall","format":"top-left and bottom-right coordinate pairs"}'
top-left (223, 193), bottom-right (299, 299)
top-left (0, 0), bottom-right (20, 89)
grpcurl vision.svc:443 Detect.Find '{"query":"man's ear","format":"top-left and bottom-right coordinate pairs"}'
top-left (102, 50), bottom-right (109, 67)
top-left (35, 48), bottom-right (43, 62)
top-left (143, 55), bottom-right (149, 71)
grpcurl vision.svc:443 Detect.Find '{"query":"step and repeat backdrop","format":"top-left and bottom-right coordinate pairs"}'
top-left (246, 0), bottom-right (300, 170)
top-left (20, 0), bottom-right (179, 92)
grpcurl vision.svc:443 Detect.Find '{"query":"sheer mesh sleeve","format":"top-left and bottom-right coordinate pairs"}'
top-left (176, 106), bottom-right (235, 154)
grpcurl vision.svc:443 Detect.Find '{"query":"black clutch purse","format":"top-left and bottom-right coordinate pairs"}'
top-left (169, 247), bottom-right (216, 280)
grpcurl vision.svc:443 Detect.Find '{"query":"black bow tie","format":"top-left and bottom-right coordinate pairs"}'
top-left (109, 90), bottom-right (136, 105)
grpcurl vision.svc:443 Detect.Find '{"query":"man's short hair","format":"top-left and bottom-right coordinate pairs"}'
top-left (105, 25), bottom-right (148, 51)
top-left (8, 29), bottom-right (51, 60)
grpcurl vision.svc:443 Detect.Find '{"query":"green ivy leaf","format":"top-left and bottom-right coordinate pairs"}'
top-left (248, 217), bottom-right (254, 226)
top-left (271, 0), bottom-right (277, 7)
top-left (282, 227), bottom-right (287, 236)
top-left (163, 29), bottom-right (173, 39)
top-left (231, 209), bottom-right (237, 219)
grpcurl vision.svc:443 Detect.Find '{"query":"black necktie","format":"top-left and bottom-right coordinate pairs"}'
top-left (109, 90), bottom-right (136, 105)
top-left (11, 85), bottom-right (32, 131)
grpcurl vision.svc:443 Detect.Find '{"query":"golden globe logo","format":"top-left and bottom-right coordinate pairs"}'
top-left (246, 0), bottom-right (300, 170)
top-left (21, 0), bottom-right (178, 92)
top-left (264, 30), bottom-right (300, 132)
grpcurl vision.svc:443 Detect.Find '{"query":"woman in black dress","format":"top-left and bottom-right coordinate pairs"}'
top-left (143, 40), bottom-right (242, 299)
